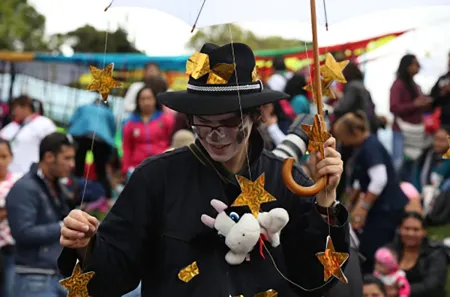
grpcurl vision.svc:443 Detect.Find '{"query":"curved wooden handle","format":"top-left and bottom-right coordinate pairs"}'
top-left (282, 158), bottom-right (327, 196)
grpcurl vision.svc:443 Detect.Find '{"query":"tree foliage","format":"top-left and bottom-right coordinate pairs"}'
top-left (187, 24), bottom-right (308, 51)
top-left (0, 0), bottom-right (47, 51)
top-left (50, 25), bottom-right (141, 53)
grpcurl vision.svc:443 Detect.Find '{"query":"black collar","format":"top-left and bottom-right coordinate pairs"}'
top-left (188, 127), bottom-right (264, 185)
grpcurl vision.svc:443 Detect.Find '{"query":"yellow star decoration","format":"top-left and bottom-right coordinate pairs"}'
top-left (87, 63), bottom-right (121, 102)
top-left (232, 173), bottom-right (276, 217)
top-left (59, 262), bottom-right (95, 297)
top-left (316, 236), bottom-right (349, 284)
top-left (301, 114), bottom-right (331, 157)
top-left (186, 52), bottom-right (236, 84)
top-left (303, 77), bottom-right (335, 103)
top-left (178, 261), bottom-right (199, 283)
top-left (320, 53), bottom-right (349, 83)
top-left (444, 136), bottom-right (450, 159)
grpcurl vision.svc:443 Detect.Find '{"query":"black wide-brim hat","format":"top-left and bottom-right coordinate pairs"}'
top-left (158, 43), bottom-right (289, 115)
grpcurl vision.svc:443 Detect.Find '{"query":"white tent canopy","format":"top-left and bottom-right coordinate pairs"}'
top-left (109, 0), bottom-right (449, 29)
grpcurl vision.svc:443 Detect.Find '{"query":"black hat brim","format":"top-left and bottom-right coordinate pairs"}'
top-left (158, 89), bottom-right (289, 115)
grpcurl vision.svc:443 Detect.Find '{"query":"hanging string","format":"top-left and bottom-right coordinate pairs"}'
top-left (228, 24), bottom-right (252, 181)
top-left (77, 25), bottom-right (111, 270)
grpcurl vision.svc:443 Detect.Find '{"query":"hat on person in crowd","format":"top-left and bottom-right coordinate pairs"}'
top-left (158, 43), bottom-right (289, 115)
top-left (165, 129), bottom-right (196, 152)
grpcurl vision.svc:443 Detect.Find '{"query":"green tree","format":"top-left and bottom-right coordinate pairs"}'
top-left (50, 25), bottom-right (141, 53)
top-left (187, 24), bottom-right (308, 51)
top-left (0, 0), bottom-right (47, 51)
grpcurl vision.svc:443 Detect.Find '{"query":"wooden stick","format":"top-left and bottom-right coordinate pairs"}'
top-left (310, 0), bottom-right (323, 117)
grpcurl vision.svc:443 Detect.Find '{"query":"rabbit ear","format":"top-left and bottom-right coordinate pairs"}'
top-left (201, 214), bottom-right (215, 229)
top-left (210, 199), bottom-right (228, 213)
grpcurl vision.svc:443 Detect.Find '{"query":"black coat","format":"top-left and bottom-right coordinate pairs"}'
top-left (58, 130), bottom-right (350, 297)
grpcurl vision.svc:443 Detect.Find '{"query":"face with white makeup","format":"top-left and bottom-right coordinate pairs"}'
top-left (192, 112), bottom-right (254, 172)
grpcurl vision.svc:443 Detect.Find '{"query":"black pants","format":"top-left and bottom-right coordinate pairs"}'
top-left (74, 136), bottom-right (112, 198)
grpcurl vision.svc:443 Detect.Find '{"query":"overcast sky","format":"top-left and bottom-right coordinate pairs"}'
top-left (30, 0), bottom-right (450, 55)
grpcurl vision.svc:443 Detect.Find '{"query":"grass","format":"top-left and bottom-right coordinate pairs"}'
top-left (428, 224), bottom-right (450, 297)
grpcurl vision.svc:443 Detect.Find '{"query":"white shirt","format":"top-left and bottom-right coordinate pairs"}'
top-left (0, 115), bottom-right (56, 174)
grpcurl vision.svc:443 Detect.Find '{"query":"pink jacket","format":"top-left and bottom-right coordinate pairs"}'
top-left (122, 111), bottom-right (174, 174)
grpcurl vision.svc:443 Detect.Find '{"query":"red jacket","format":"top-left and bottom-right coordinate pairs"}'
top-left (122, 111), bottom-right (174, 174)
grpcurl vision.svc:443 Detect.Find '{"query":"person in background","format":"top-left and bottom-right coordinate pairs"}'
top-left (390, 54), bottom-right (433, 180)
top-left (122, 85), bottom-right (174, 177)
top-left (165, 129), bottom-right (195, 152)
top-left (431, 51), bottom-right (450, 127)
top-left (333, 111), bottom-right (408, 273)
top-left (6, 132), bottom-right (76, 297)
top-left (283, 73), bottom-right (310, 115)
top-left (69, 99), bottom-right (116, 200)
top-left (373, 247), bottom-right (411, 297)
top-left (266, 57), bottom-right (296, 119)
top-left (412, 127), bottom-right (450, 193)
top-left (333, 62), bottom-right (379, 133)
top-left (363, 274), bottom-right (388, 297)
top-left (123, 63), bottom-right (165, 114)
top-left (0, 139), bottom-right (22, 297)
top-left (0, 95), bottom-right (56, 174)
top-left (387, 212), bottom-right (448, 297)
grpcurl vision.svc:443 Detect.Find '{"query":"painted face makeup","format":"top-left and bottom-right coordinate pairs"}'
top-left (192, 113), bottom-right (252, 163)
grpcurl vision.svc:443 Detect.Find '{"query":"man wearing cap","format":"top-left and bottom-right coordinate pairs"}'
top-left (58, 43), bottom-right (349, 297)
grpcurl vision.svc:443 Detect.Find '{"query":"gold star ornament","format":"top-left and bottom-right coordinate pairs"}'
top-left (320, 53), bottom-right (349, 83)
top-left (186, 52), bottom-right (236, 84)
top-left (301, 114), bottom-right (331, 157)
top-left (232, 173), bottom-right (276, 217)
top-left (316, 236), bottom-right (349, 284)
top-left (178, 261), bottom-right (199, 283)
top-left (87, 63), bottom-right (121, 102)
top-left (59, 262), bottom-right (95, 297)
top-left (303, 77), bottom-right (335, 103)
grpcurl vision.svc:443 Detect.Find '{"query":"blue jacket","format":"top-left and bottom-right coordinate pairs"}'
top-left (69, 102), bottom-right (116, 147)
top-left (6, 163), bottom-right (72, 272)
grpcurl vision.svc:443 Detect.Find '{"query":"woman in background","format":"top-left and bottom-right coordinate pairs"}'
top-left (390, 54), bottom-right (433, 180)
top-left (333, 111), bottom-right (408, 273)
top-left (122, 85), bottom-right (174, 178)
top-left (387, 212), bottom-right (447, 297)
top-left (69, 99), bottom-right (116, 199)
top-left (284, 73), bottom-right (310, 115)
top-left (0, 139), bottom-right (22, 297)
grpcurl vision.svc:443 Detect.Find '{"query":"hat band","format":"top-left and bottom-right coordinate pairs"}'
top-left (187, 81), bottom-right (263, 94)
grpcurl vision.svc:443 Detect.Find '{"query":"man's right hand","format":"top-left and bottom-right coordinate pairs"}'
top-left (60, 210), bottom-right (99, 249)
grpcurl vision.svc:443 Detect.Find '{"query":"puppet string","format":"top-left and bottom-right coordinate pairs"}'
top-left (322, 0), bottom-right (328, 31)
top-left (228, 24), bottom-right (252, 181)
top-left (77, 29), bottom-right (111, 270)
top-left (262, 242), bottom-right (333, 292)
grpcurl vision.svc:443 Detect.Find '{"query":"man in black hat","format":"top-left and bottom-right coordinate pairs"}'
top-left (58, 43), bottom-right (350, 297)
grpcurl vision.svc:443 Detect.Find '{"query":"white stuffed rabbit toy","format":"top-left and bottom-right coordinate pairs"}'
top-left (201, 199), bottom-right (261, 265)
top-left (258, 208), bottom-right (289, 248)
top-left (201, 199), bottom-right (290, 265)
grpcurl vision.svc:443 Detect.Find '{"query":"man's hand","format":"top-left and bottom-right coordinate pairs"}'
top-left (60, 210), bottom-right (99, 249)
top-left (310, 137), bottom-right (343, 207)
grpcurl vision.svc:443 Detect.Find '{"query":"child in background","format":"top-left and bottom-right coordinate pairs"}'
top-left (374, 247), bottom-right (411, 297)
top-left (165, 129), bottom-right (195, 152)
top-left (0, 139), bottom-right (22, 297)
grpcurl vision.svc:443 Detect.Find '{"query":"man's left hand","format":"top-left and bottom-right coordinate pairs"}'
top-left (310, 137), bottom-right (343, 207)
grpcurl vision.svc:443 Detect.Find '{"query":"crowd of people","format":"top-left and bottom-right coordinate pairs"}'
top-left (0, 44), bottom-right (448, 297)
